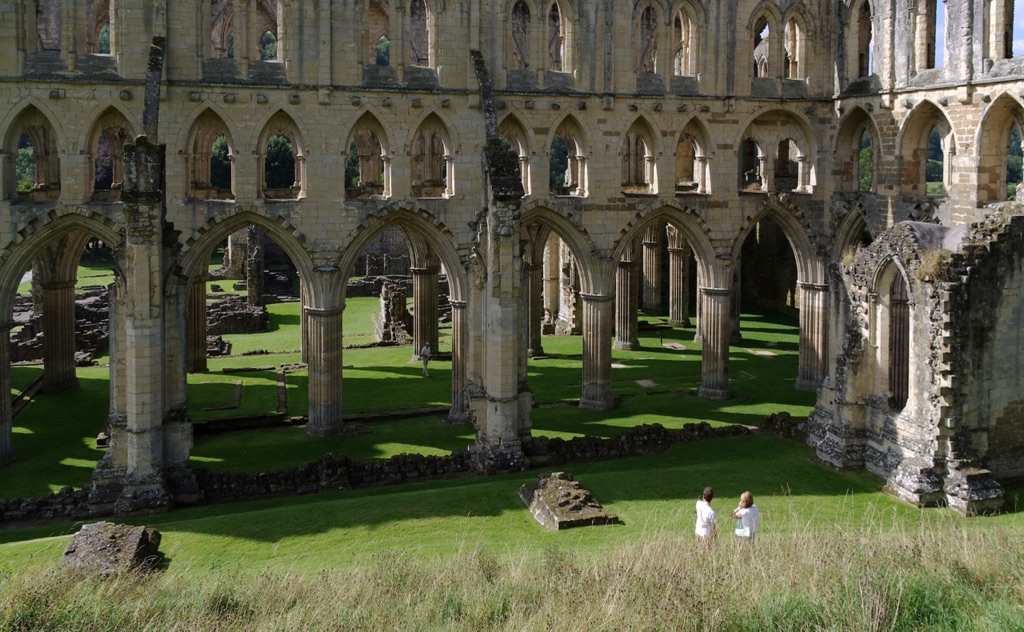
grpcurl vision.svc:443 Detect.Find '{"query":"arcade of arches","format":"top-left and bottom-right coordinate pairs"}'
top-left (1, 0), bottom-right (1023, 515)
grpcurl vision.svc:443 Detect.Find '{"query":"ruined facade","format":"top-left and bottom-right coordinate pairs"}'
top-left (0, 0), bottom-right (1021, 514)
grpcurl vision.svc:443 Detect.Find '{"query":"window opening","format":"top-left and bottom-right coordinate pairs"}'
top-left (548, 3), bottom-right (564, 71)
top-left (376, 36), bottom-right (391, 65)
top-left (858, 129), bottom-right (874, 192)
top-left (264, 134), bottom-right (295, 193)
top-left (740, 139), bottom-right (761, 190)
top-left (784, 19), bottom-right (799, 79)
top-left (674, 8), bottom-right (694, 76)
top-left (260, 30), bottom-right (277, 61)
top-left (409, 0), bottom-right (429, 66)
top-left (211, 134), bottom-right (232, 191)
top-left (1007, 124), bottom-right (1022, 200)
top-left (1014, 0), bottom-right (1024, 56)
top-left (933, 1), bottom-right (945, 68)
top-left (512, 0), bottom-right (530, 69)
top-left (346, 130), bottom-right (386, 199)
top-left (753, 18), bottom-right (770, 77)
top-left (775, 139), bottom-right (798, 192)
top-left (888, 274), bottom-right (909, 410)
top-left (16, 133), bottom-right (34, 193)
top-left (926, 126), bottom-right (944, 195)
top-left (638, 6), bottom-right (657, 73)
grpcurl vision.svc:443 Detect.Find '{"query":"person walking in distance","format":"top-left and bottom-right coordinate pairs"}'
top-left (695, 486), bottom-right (716, 543)
top-left (420, 342), bottom-right (431, 377)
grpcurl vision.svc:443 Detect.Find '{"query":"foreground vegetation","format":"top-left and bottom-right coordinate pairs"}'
top-left (1, 435), bottom-right (1022, 630)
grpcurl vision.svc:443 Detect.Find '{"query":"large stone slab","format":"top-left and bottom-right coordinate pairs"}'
top-left (61, 521), bottom-right (163, 574)
top-left (518, 472), bottom-right (619, 531)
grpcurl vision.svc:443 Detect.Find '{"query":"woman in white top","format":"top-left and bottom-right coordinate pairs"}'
top-left (694, 486), bottom-right (716, 542)
top-left (730, 490), bottom-right (760, 543)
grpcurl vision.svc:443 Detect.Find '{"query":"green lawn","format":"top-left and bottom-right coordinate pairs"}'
top-left (1, 301), bottom-right (816, 498)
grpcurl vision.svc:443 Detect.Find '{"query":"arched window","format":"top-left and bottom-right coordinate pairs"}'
top-left (753, 17), bottom-right (770, 77)
top-left (621, 132), bottom-right (651, 192)
top-left (676, 135), bottom-right (696, 189)
top-left (211, 134), bottom-right (232, 192)
top-left (260, 30), bottom-right (278, 61)
top-left (550, 121), bottom-right (586, 196)
top-left (674, 7), bottom-right (697, 76)
top-left (15, 134), bottom-right (35, 193)
top-left (638, 6), bottom-right (657, 73)
top-left (498, 118), bottom-right (531, 195)
top-left (92, 125), bottom-right (128, 201)
top-left (376, 36), bottom-right (391, 65)
top-left (6, 109), bottom-right (61, 201)
top-left (858, 128), bottom-right (874, 192)
top-left (511, 0), bottom-right (531, 70)
top-left (1007, 124), bottom-right (1023, 200)
top-left (409, 0), bottom-right (430, 66)
top-left (369, 0), bottom-right (391, 65)
top-left (346, 129), bottom-right (387, 199)
top-left (188, 112), bottom-right (234, 200)
top-left (887, 273), bottom-right (909, 410)
top-left (740, 139), bottom-right (762, 190)
top-left (926, 126), bottom-right (944, 195)
top-left (263, 134), bottom-right (295, 196)
top-left (411, 122), bottom-right (449, 198)
top-left (548, 2), bottom-right (565, 71)
top-left (855, 1), bottom-right (873, 77)
top-left (783, 18), bottom-right (800, 79)
top-left (88, 0), bottom-right (111, 55)
top-left (212, 0), bottom-right (234, 58)
top-left (36, 0), bottom-right (61, 52)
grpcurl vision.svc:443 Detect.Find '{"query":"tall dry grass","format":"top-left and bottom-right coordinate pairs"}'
top-left (2, 509), bottom-right (1022, 631)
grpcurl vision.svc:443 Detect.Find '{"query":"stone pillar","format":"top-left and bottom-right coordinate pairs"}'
top-left (614, 241), bottom-right (640, 350)
top-left (186, 273), bottom-right (207, 373)
top-left (411, 266), bottom-right (440, 359)
top-left (543, 234), bottom-right (560, 325)
top-left (642, 222), bottom-right (664, 314)
top-left (90, 281), bottom-right (127, 507)
top-left (116, 136), bottom-right (172, 513)
top-left (580, 292), bottom-right (615, 411)
top-left (305, 303), bottom-right (346, 436)
top-left (666, 227), bottom-right (691, 326)
top-left (448, 299), bottom-right (469, 422)
top-left (40, 279), bottom-right (78, 393)
top-left (526, 262), bottom-right (545, 356)
top-left (0, 323), bottom-right (16, 466)
top-left (796, 282), bottom-right (829, 391)
top-left (246, 225), bottom-right (264, 308)
top-left (698, 288), bottom-right (732, 400)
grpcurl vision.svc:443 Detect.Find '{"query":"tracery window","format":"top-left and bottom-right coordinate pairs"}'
top-left (212, 0), bottom-right (235, 58)
top-left (548, 2), bottom-right (565, 71)
top-left (87, 0), bottom-right (112, 55)
top-left (6, 108), bottom-right (61, 201)
top-left (753, 17), bottom-right (770, 77)
top-left (887, 274), bottom-right (909, 410)
top-left (511, 0), bottom-right (531, 70)
top-left (37, 0), bottom-right (61, 52)
top-left (550, 122), bottom-right (586, 197)
top-left (346, 129), bottom-right (388, 199)
top-left (189, 114), bottom-right (234, 200)
top-left (93, 126), bottom-right (127, 201)
top-left (409, 0), bottom-right (429, 66)
top-left (411, 122), bottom-right (450, 198)
top-left (637, 6), bottom-right (657, 73)
top-left (673, 6), bottom-right (697, 76)
top-left (783, 19), bottom-right (800, 79)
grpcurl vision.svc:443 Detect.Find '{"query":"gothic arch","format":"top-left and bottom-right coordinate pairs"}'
top-left (897, 100), bottom-right (954, 195)
top-left (256, 109), bottom-right (307, 199)
top-left (521, 203), bottom-right (601, 292)
top-left (498, 113), bottom-right (533, 194)
top-left (631, 2), bottom-right (663, 74)
top-left (408, 113), bottom-right (455, 197)
top-left (345, 110), bottom-right (394, 198)
top-left (831, 201), bottom-right (873, 263)
top-left (834, 106), bottom-right (880, 192)
top-left (184, 108), bottom-right (238, 200)
top-left (0, 208), bottom-right (123, 318)
top-left (731, 199), bottom-right (822, 285)
top-left (736, 108), bottom-right (818, 193)
top-left (3, 104), bottom-right (64, 200)
top-left (670, 0), bottom-right (706, 76)
top-left (675, 115), bottom-right (714, 193)
top-left (976, 93), bottom-right (1024, 205)
top-left (84, 106), bottom-right (136, 200)
top-left (178, 207), bottom-right (315, 288)
top-left (337, 204), bottom-right (468, 302)
top-left (621, 115), bottom-right (661, 194)
top-left (611, 203), bottom-right (722, 289)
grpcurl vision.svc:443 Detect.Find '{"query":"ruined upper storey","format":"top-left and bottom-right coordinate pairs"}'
top-left (3, 1), bottom-right (1023, 98)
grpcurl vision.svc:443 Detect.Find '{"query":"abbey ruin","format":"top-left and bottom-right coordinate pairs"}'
top-left (0, 0), bottom-right (1021, 516)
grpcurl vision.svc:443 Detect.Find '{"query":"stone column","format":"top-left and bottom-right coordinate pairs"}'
top-left (526, 261), bottom-right (545, 356)
top-left (0, 323), bottom-right (16, 466)
top-left (90, 281), bottom-right (127, 508)
top-left (116, 136), bottom-right (172, 513)
top-left (40, 279), bottom-right (78, 393)
top-left (666, 227), bottom-right (691, 326)
top-left (411, 266), bottom-right (440, 359)
top-left (642, 221), bottom-right (664, 314)
top-left (246, 225), bottom-right (264, 308)
top-left (305, 303), bottom-right (346, 436)
top-left (797, 282), bottom-right (829, 391)
top-left (186, 273), bottom-right (207, 373)
top-left (614, 242), bottom-right (640, 350)
top-left (447, 299), bottom-right (469, 422)
top-left (698, 288), bottom-right (731, 400)
top-left (543, 234), bottom-right (560, 325)
top-left (580, 292), bottom-right (614, 411)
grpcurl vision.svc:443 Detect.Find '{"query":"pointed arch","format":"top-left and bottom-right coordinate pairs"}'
top-left (368, 0), bottom-right (391, 66)
top-left (257, 110), bottom-right (306, 199)
top-left (346, 110), bottom-right (393, 199)
top-left (730, 199), bottom-right (822, 286)
top-left (498, 113), bottom-right (533, 195)
top-left (673, 0), bottom-right (704, 77)
top-left (85, 106), bottom-right (136, 201)
top-left (748, 3), bottom-right (783, 79)
top-left (897, 100), bottom-right (954, 196)
top-left (835, 107), bottom-right (880, 192)
top-left (848, 0), bottom-right (874, 79)
top-left (521, 204), bottom-right (601, 293)
top-left (185, 108), bottom-right (237, 200)
top-left (211, 0), bottom-right (235, 58)
top-left (832, 202), bottom-right (874, 263)
top-left (548, 114), bottom-right (589, 197)
top-left (621, 116), bottom-right (660, 194)
top-left (736, 108), bottom-right (817, 193)
top-left (675, 115), bottom-right (713, 194)
top-left (509, 0), bottom-right (533, 70)
top-left (3, 104), bottom-right (62, 201)
top-left (634, 3), bottom-right (659, 74)
top-left (409, 113), bottom-right (454, 198)
top-left (977, 93), bottom-right (1024, 204)
top-left (612, 203), bottom-right (722, 290)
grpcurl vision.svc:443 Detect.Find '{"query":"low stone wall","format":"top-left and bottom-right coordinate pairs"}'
top-left (0, 421), bottom-right (757, 525)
